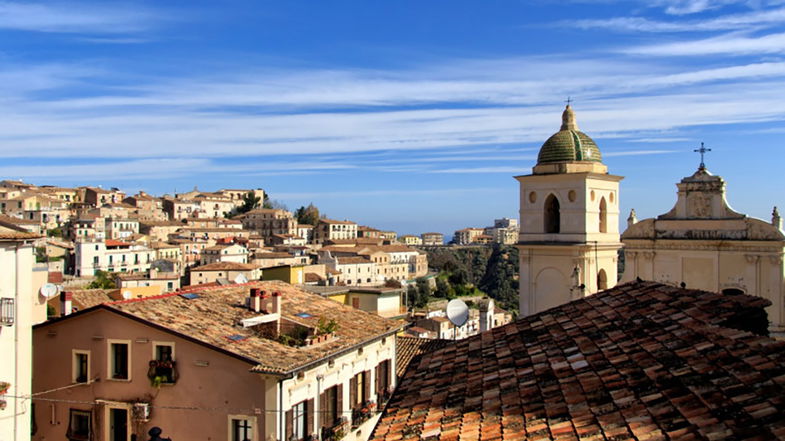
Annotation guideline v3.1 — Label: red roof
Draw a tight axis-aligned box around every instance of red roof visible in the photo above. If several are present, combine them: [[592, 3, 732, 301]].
[[105, 239, 131, 247], [372, 281, 785, 440]]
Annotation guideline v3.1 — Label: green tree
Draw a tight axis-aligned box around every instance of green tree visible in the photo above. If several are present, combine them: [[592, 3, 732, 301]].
[[226, 192, 261, 218], [87, 270, 117, 289], [434, 277, 455, 299], [294, 203, 320, 226], [47, 226, 63, 238]]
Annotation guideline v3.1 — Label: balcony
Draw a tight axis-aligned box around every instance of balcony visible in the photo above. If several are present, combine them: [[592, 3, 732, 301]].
[[147, 360, 178, 386]]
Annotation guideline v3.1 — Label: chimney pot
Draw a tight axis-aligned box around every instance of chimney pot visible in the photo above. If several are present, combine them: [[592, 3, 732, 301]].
[[61, 291, 73, 316]]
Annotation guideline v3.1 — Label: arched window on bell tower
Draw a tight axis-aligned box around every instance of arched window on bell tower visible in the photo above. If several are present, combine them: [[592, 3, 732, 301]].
[[599, 197, 608, 233], [544, 194, 560, 233], [597, 269, 608, 290]]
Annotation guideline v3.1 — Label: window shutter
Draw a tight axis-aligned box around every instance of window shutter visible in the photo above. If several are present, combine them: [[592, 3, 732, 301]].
[[306, 398, 314, 437], [285, 409, 293, 441], [349, 376, 357, 409], [337, 384, 344, 422], [363, 370, 371, 403], [375, 364, 381, 395]]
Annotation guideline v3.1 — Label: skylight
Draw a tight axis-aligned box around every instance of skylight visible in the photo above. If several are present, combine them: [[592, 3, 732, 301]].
[[226, 334, 247, 342], [295, 312, 313, 319], [180, 293, 200, 300]]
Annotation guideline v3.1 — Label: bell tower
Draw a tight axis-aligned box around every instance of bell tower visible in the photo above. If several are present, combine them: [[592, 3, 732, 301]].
[[515, 105, 623, 316]]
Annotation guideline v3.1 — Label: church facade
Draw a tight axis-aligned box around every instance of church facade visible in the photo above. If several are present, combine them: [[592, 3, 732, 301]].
[[621, 167, 785, 333], [516, 105, 623, 316]]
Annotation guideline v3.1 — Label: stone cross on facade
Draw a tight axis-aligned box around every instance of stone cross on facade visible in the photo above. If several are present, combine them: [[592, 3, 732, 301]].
[[694, 142, 711, 170], [565, 97, 573, 106]]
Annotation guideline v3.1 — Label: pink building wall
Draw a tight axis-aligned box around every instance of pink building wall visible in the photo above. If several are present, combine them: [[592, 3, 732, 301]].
[[33, 308, 270, 441]]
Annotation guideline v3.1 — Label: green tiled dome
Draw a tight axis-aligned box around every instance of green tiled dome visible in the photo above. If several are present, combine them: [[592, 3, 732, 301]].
[[537, 105, 603, 164]]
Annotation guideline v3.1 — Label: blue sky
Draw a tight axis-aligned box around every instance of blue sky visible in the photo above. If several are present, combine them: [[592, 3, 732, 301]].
[[1, 0, 784, 236]]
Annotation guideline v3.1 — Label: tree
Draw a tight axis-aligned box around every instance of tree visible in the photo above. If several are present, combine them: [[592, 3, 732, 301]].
[[294, 203, 320, 226], [226, 192, 261, 218], [262, 193, 288, 211], [87, 270, 117, 289]]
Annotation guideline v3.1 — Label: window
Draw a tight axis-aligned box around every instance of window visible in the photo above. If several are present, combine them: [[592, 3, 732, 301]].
[[66, 409, 91, 441], [320, 384, 342, 429], [599, 197, 608, 233], [108, 341, 130, 380], [350, 371, 370, 409], [544, 194, 561, 233], [285, 400, 312, 441], [152, 342, 176, 384], [73, 350, 90, 383], [597, 269, 608, 291], [376, 359, 391, 398], [229, 416, 255, 441]]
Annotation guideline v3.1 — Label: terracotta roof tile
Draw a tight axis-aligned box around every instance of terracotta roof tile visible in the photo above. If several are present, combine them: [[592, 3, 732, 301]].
[[106, 281, 401, 374], [191, 262, 257, 271], [372, 281, 785, 441], [395, 336, 451, 378]]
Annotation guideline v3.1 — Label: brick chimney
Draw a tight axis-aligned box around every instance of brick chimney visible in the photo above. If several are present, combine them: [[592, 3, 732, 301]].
[[271, 291, 282, 314], [259, 290, 272, 313], [60, 291, 73, 316], [249, 288, 261, 313]]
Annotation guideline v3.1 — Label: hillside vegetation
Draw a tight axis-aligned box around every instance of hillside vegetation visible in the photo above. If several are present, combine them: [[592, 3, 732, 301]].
[[422, 245, 520, 315]]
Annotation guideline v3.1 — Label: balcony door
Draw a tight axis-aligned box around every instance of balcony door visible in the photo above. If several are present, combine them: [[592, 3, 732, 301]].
[[109, 408, 128, 441]]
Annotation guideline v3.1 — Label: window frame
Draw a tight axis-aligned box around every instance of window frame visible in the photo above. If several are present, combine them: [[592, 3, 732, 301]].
[[227, 415, 256, 441], [107, 339, 131, 381], [104, 405, 130, 441], [66, 409, 92, 441], [72, 349, 90, 384], [291, 400, 307, 441]]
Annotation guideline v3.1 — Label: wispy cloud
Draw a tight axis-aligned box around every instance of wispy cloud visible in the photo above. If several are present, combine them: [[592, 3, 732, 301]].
[[571, 7, 785, 32], [624, 31, 785, 56], [0, 1, 167, 34]]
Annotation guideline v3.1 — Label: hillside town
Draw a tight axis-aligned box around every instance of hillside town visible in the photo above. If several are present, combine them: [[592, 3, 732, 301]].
[[3, 103, 785, 441]]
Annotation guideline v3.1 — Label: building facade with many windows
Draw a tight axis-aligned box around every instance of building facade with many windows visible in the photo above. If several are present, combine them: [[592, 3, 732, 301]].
[[32, 281, 399, 441]]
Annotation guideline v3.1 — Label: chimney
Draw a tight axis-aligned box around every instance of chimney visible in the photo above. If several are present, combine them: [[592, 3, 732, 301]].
[[60, 291, 73, 316], [249, 288, 261, 313], [271, 291, 282, 314], [259, 290, 272, 313]]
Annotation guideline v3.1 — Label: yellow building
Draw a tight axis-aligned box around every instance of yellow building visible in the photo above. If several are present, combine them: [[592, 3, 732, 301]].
[[261, 264, 306, 284]]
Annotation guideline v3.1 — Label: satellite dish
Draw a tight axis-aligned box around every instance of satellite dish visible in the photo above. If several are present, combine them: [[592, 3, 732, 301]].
[[446, 299, 469, 327], [234, 274, 248, 284], [39, 283, 59, 298], [122, 291, 133, 300]]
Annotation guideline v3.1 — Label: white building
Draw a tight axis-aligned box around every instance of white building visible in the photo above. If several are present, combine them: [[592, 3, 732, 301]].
[[621, 165, 785, 334], [200, 243, 249, 265], [74, 240, 154, 276], [516, 105, 622, 316], [0, 231, 47, 441]]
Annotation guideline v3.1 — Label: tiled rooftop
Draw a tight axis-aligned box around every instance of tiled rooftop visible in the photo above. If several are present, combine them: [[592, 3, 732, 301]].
[[106, 281, 401, 374], [191, 262, 258, 271], [0, 231, 42, 240], [395, 336, 451, 378], [372, 281, 785, 440]]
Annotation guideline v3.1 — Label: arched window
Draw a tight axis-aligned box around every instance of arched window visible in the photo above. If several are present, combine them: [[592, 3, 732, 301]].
[[544, 194, 561, 233], [597, 269, 608, 291], [599, 197, 608, 233]]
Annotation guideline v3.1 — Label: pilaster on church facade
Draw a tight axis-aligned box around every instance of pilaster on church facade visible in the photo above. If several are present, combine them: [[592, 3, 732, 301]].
[[515, 105, 623, 317]]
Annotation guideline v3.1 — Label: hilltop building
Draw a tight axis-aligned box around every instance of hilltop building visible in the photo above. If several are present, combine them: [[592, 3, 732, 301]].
[[515, 105, 622, 316]]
